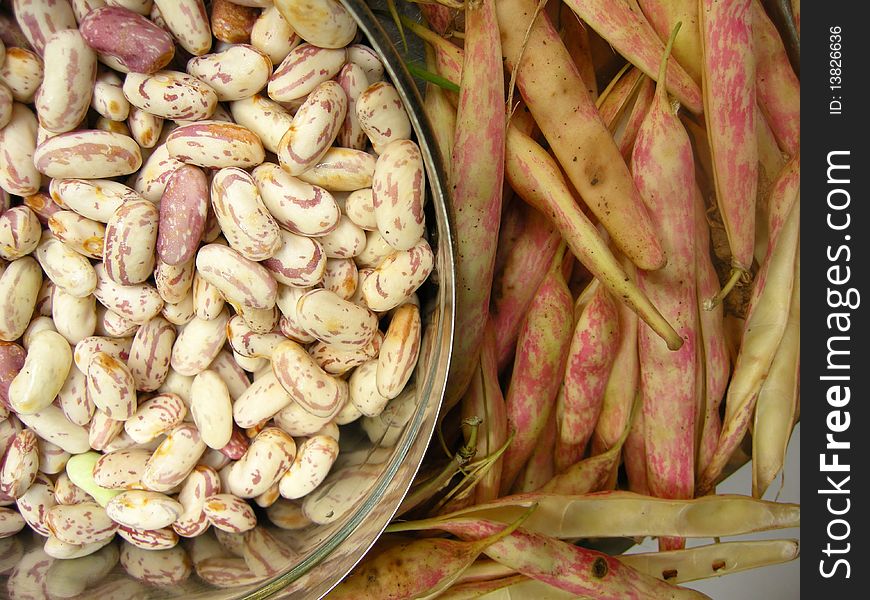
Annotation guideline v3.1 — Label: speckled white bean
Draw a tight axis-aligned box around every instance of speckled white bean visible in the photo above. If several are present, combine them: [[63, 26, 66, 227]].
[[73, 335, 132, 372], [271, 340, 349, 418], [46, 501, 117, 545], [210, 167, 281, 261], [202, 493, 256, 533], [250, 5, 299, 65], [296, 146, 376, 192], [162, 291, 195, 326], [337, 62, 369, 151], [35, 233, 96, 298], [187, 44, 271, 102], [309, 330, 381, 376], [191, 270, 225, 320], [278, 434, 338, 500], [119, 542, 192, 586], [123, 70, 217, 120], [0, 256, 43, 342], [170, 308, 229, 376], [356, 82, 412, 155], [124, 393, 187, 444], [47, 211, 106, 259], [127, 316, 175, 392], [153, 0, 211, 56], [105, 490, 183, 529], [142, 423, 206, 492], [344, 188, 377, 231], [189, 370, 232, 450], [0, 103, 42, 196], [54, 472, 93, 506], [275, 285, 316, 344], [372, 139, 426, 250], [228, 94, 293, 154], [273, 0, 357, 49], [49, 178, 142, 223], [195, 244, 277, 310], [348, 359, 390, 418], [0, 206, 42, 262], [0, 429, 38, 499], [172, 465, 220, 538], [296, 288, 378, 350], [93, 263, 164, 324], [207, 350, 251, 401], [251, 162, 341, 236], [155, 259, 195, 306], [16, 473, 55, 536], [11, 0, 78, 56], [92, 449, 151, 490], [37, 438, 71, 475], [17, 406, 91, 454], [9, 330, 71, 415], [33, 130, 142, 179], [127, 106, 163, 148], [36, 30, 97, 133], [277, 80, 347, 176], [103, 200, 159, 285], [86, 351, 137, 421], [96, 306, 139, 338], [227, 427, 295, 498], [361, 385, 417, 448], [377, 303, 421, 399], [166, 121, 265, 169], [232, 370, 294, 429], [268, 44, 346, 102], [91, 69, 130, 122], [0, 49, 44, 104], [347, 44, 384, 83], [317, 214, 367, 259], [0, 507, 26, 538], [226, 316, 285, 360], [129, 143, 184, 202], [52, 287, 97, 345], [88, 409, 124, 451], [117, 525, 178, 550], [362, 238, 434, 312]]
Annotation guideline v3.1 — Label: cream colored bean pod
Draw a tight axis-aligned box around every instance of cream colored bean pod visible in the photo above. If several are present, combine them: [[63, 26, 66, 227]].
[[274, 0, 356, 49], [357, 82, 412, 155], [297, 146, 376, 192], [227, 427, 296, 498], [202, 493, 256, 533], [125, 393, 187, 444], [0, 429, 38, 499], [153, 0, 211, 56], [0, 103, 41, 196], [52, 288, 97, 344], [120, 542, 192, 586], [189, 370, 233, 450], [93, 263, 164, 323], [271, 340, 349, 418], [123, 70, 217, 120], [0, 256, 43, 342], [210, 167, 281, 261], [16, 473, 55, 536], [170, 308, 230, 376], [252, 162, 341, 236], [232, 371, 294, 429], [0, 206, 42, 260], [103, 200, 159, 285], [362, 238, 434, 312], [47, 501, 117, 545], [166, 121, 264, 169], [36, 30, 97, 133], [142, 423, 206, 492], [106, 490, 183, 530], [277, 434, 338, 500], [172, 465, 220, 538], [188, 45, 271, 102], [277, 80, 347, 176], [372, 139, 426, 250], [47, 211, 106, 259], [9, 330, 72, 415], [296, 288, 378, 350], [195, 244, 277, 309], [87, 351, 137, 421], [93, 449, 151, 490], [34, 130, 142, 179], [49, 178, 141, 223], [378, 303, 421, 399], [35, 233, 96, 298], [91, 69, 130, 122], [127, 316, 176, 392], [268, 44, 346, 102]]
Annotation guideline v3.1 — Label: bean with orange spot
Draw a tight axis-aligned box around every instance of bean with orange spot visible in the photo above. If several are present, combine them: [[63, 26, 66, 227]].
[[47, 211, 106, 259]]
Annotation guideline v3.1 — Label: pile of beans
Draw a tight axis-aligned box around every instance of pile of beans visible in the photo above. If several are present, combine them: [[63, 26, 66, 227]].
[[0, 0, 435, 580]]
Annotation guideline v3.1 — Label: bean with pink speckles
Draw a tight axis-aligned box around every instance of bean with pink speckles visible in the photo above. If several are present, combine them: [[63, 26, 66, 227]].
[[166, 121, 265, 169], [51, 287, 97, 345], [274, 0, 357, 50], [124, 393, 186, 444], [337, 62, 369, 151], [117, 524, 178, 549], [372, 139, 426, 251], [0, 257, 42, 343], [226, 316, 285, 360], [347, 44, 384, 83], [12, 0, 77, 56], [153, 0, 211, 56], [35, 233, 96, 298], [16, 406, 91, 455], [0, 48, 44, 104], [46, 501, 117, 545], [251, 5, 299, 65], [188, 370, 232, 449], [92, 449, 151, 490], [321, 257, 359, 300], [229, 95, 293, 154], [47, 211, 106, 259], [195, 244, 277, 310], [309, 331, 381, 376], [103, 200, 159, 285], [142, 423, 206, 492], [260, 230, 326, 288], [202, 493, 256, 533], [296, 288, 378, 351], [277, 80, 347, 176], [96, 306, 138, 338], [91, 69, 130, 121], [0, 342, 26, 409], [154, 258, 194, 306], [210, 167, 281, 261], [268, 44, 346, 102], [356, 82, 412, 155], [89, 412, 123, 451], [106, 490, 183, 529], [127, 316, 176, 392], [232, 371, 294, 430], [191, 270, 225, 321], [278, 434, 338, 500], [0, 103, 41, 196], [80, 6, 175, 74], [50, 178, 143, 224], [0, 83, 12, 130], [93, 263, 164, 324], [87, 351, 137, 421], [227, 427, 295, 498], [296, 146, 376, 192], [0, 206, 42, 261], [15, 473, 55, 536], [74, 335, 133, 372], [252, 162, 341, 237], [9, 330, 71, 416], [318, 214, 367, 259], [170, 308, 230, 376], [129, 143, 184, 202], [155, 166, 207, 267], [36, 438, 70, 475], [271, 339, 349, 418], [127, 106, 162, 148], [34, 129, 142, 179], [36, 30, 97, 133], [188, 44, 271, 102], [123, 70, 217, 121], [362, 238, 434, 312], [348, 359, 389, 418], [172, 465, 220, 538], [0, 507, 25, 538], [377, 303, 421, 399], [119, 542, 192, 585], [0, 429, 38, 499]]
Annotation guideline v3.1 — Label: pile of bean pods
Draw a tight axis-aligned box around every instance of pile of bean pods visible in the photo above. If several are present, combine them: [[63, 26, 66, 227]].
[[0, 0, 439, 592]]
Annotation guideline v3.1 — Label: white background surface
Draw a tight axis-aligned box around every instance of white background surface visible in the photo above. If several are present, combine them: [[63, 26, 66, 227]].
[[626, 424, 801, 598]]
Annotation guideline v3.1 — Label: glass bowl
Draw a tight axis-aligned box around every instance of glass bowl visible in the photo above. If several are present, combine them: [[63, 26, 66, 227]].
[[0, 1, 454, 598]]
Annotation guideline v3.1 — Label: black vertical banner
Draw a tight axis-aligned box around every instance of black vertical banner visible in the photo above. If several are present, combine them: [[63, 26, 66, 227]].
[[803, 1, 869, 596]]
